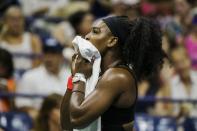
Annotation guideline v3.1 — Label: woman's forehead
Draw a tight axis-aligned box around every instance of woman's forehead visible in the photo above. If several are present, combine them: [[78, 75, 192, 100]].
[[92, 20, 109, 31]]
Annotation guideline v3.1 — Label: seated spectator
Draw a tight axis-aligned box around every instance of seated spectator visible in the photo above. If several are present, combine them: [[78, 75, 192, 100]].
[[165, 0, 192, 45], [155, 46, 197, 117], [0, 48, 15, 112], [15, 38, 70, 110], [68, 10, 94, 37], [34, 94, 62, 131], [184, 13, 197, 70], [0, 6, 42, 76]]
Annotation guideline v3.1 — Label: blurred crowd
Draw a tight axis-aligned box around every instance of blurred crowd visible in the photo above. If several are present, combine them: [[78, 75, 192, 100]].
[[0, 0, 197, 130]]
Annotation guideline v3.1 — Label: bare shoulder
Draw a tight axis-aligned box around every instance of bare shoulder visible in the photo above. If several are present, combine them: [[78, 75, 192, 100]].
[[102, 67, 134, 83], [99, 68, 135, 92]]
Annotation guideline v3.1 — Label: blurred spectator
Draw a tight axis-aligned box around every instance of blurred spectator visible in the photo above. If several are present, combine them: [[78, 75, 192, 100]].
[[136, 74, 162, 114], [153, 34, 175, 116], [159, 34, 175, 85], [68, 10, 94, 37], [53, 1, 90, 18], [110, 0, 140, 20], [52, 20, 75, 46], [154, 1, 174, 31], [15, 38, 70, 110], [0, 48, 15, 112], [154, 60, 175, 116], [184, 13, 197, 70], [156, 46, 197, 117], [165, 0, 193, 45], [34, 94, 62, 131], [19, 0, 69, 16], [0, 6, 42, 76]]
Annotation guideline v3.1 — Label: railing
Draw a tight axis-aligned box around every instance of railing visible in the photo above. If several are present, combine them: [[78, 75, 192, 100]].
[[1, 92, 197, 103], [138, 96, 197, 103], [0, 92, 46, 99]]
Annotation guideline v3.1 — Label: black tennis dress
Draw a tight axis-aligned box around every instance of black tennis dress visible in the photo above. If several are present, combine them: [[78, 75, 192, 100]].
[[101, 64, 138, 131]]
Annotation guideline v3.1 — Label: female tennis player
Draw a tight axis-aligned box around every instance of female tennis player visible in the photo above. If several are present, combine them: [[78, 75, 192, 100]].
[[61, 16, 165, 131]]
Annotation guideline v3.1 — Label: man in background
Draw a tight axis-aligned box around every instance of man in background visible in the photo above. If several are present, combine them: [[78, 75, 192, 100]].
[[16, 38, 70, 110]]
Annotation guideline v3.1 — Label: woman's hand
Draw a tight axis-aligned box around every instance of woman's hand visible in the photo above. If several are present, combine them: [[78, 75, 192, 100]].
[[71, 54, 93, 78]]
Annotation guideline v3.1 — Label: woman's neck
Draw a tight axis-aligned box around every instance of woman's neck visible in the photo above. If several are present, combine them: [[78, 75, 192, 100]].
[[101, 49, 122, 72]]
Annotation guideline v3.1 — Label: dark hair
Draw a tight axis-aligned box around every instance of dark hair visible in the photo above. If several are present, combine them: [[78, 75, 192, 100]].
[[42, 37, 63, 53], [35, 94, 62, 131], [0, 48, 14, 78], [68, 10, 90, 34], [121, 17, 166, 81]]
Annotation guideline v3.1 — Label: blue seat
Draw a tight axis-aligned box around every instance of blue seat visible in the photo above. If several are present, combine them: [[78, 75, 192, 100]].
[[182, 117, 197, 131], [0, 112, 33, 131], [135, 114, 177, 131]]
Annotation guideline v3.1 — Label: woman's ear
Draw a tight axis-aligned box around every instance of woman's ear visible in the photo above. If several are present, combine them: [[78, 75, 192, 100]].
[[107, 37, 118, 47]]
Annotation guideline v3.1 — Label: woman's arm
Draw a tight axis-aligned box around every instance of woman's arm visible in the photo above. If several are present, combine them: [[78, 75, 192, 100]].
[[60, 89, 73, 131], [61, 68, 133, 129]]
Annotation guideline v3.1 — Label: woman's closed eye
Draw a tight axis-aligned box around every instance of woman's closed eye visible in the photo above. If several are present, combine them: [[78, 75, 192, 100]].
[[92, 27, 100, 34]]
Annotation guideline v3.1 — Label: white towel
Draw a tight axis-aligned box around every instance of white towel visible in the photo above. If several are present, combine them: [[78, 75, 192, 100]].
[[72, 36, 101, 131]]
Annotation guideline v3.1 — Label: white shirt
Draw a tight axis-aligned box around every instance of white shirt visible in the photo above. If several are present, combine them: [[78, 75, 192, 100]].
[[0, 33, 33, 70], [170, 70, 197, 116], [15, 65, 70, 109]]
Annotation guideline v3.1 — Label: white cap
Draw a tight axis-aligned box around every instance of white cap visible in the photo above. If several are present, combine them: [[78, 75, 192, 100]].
[[111, 0, 140, 5]]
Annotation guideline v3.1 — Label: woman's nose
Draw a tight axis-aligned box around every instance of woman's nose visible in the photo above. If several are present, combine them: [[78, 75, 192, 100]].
[[85, 33, 90, 40]]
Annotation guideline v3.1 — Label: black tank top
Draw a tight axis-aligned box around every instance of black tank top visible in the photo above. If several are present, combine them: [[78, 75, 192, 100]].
[[101, 64, 138, 131]]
